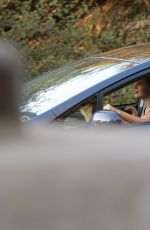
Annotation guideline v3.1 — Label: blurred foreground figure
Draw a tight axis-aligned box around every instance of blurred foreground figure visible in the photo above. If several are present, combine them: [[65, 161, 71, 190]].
[[0, 127, 150, 230], [0, 41, 23, 132]]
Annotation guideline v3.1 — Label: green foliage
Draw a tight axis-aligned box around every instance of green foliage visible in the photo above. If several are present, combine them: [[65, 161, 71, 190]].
[[104, 83, 135, 106], [0, 0, 149, 78]]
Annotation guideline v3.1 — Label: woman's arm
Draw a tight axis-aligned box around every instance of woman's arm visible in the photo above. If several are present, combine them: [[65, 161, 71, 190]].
[[104, 104, 150, 123]]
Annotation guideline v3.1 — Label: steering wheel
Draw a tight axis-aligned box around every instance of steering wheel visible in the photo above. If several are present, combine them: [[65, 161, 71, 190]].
[[124, 106, 138, 116]]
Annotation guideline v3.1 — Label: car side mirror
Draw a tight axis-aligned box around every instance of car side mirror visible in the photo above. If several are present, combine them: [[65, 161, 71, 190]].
[[91, 110, 122, 126]]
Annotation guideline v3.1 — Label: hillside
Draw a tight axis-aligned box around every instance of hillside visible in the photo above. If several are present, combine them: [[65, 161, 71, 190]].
[[0, 0, 150, 78]]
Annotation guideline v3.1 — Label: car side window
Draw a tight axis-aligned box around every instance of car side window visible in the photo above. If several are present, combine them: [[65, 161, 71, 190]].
[[104, 82, 136, 106], [57, 95, 97, 127]]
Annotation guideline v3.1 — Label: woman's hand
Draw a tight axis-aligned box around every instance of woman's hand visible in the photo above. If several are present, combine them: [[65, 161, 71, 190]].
[[103, 104, 117, 112], [103, 103, 149, 123]]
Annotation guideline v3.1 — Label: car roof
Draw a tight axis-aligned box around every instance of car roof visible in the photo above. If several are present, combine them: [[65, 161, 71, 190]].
[[95, 43, 150, 63]]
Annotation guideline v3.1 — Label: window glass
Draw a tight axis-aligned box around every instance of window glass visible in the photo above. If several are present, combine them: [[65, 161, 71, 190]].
[[57, 95, 97, 127], [104, 82, 136, 106]]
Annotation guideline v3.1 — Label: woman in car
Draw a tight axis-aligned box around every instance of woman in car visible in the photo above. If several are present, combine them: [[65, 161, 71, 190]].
[[104, 77, 150, 123]]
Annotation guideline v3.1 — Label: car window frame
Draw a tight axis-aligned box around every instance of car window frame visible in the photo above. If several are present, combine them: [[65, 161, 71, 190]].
[[52, 63, 150, 117], [56, 69, 150, 122], [33, 62, 150, 122]]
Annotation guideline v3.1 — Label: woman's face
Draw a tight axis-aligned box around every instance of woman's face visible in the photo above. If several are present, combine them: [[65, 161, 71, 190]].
[[135, 79, 150, 99]]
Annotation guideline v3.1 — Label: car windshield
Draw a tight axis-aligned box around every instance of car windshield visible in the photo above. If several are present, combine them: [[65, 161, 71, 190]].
[[21, 58, 136, 116]]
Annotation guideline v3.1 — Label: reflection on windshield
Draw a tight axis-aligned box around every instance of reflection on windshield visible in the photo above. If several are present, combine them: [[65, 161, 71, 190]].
[[21, 58, 136, 115]]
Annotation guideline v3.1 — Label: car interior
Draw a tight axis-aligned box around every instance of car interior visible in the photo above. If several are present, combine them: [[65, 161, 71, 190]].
[[57, 95, 97, 128], [58, 84, 135, 125]]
